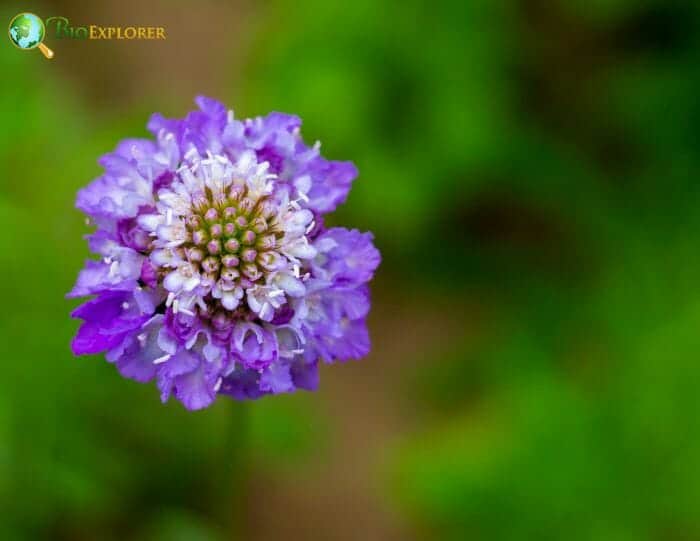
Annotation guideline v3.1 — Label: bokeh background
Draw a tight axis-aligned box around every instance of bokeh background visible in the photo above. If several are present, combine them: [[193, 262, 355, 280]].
[[2, 0, 700, 539]]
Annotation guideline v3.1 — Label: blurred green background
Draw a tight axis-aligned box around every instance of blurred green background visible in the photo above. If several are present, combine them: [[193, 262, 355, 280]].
[[2, 0, 700, 539]]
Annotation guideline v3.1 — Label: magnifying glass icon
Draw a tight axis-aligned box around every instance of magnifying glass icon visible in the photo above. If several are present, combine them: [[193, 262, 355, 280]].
[[8, 13, 54, 59]]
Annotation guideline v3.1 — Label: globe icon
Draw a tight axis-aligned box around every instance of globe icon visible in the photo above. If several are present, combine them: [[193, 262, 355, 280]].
[[8, 13, 53, 58], [8, 13, 44, 49]]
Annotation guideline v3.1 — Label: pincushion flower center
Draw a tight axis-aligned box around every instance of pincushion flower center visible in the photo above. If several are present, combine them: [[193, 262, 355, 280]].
[[179, 185, 281, 294], [141, 153, 319, 319]]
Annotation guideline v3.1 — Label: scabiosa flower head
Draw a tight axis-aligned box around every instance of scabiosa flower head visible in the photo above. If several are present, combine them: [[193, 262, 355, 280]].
[[69, 97, 380, 410]]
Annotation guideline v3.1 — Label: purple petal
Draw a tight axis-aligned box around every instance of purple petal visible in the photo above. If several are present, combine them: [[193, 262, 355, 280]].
[[114, 138, 157, 161], [219, 368, 267, 400], [172, 363, 218, 410], [259, 362, 294, 394], [195, 95, 227, 122], [67, 260, 139, 298], [304, 160, 358, 213], [157, 348, 199, 380], [290, 357, 319, 391], [231, 322, 277, 370], [244, 112, 301, 149], [71, 291, 151, 355], [71, 321, 128, 355], [313, 228, 380, 286], [316, 318, 371, 362], [111, 316, 165, 382]]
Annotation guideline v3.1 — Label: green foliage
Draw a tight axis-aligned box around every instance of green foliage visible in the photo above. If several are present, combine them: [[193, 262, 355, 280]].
[[386, 1, 700, 539]]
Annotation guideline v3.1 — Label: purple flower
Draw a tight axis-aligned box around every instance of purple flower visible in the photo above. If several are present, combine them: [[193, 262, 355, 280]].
[[69, 97, 380, 410]]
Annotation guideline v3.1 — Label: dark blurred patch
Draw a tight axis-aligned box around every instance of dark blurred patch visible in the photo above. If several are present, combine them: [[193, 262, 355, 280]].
[[613, 3, 696, 57], [458, 190, 591, 279], [515, 0, 639, 174], [369, 55, 423, 149], [462, 193, 566, 250]]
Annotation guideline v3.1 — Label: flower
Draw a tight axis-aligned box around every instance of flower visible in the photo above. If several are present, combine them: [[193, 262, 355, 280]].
[[68, 96, 380, 410]]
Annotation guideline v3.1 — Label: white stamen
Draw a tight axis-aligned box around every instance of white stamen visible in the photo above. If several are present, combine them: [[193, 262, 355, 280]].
[[152, 353, 171, 365], [259, 302, 272, 321], [178, 306, 195, 316], [108, 261, 120, 278]]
